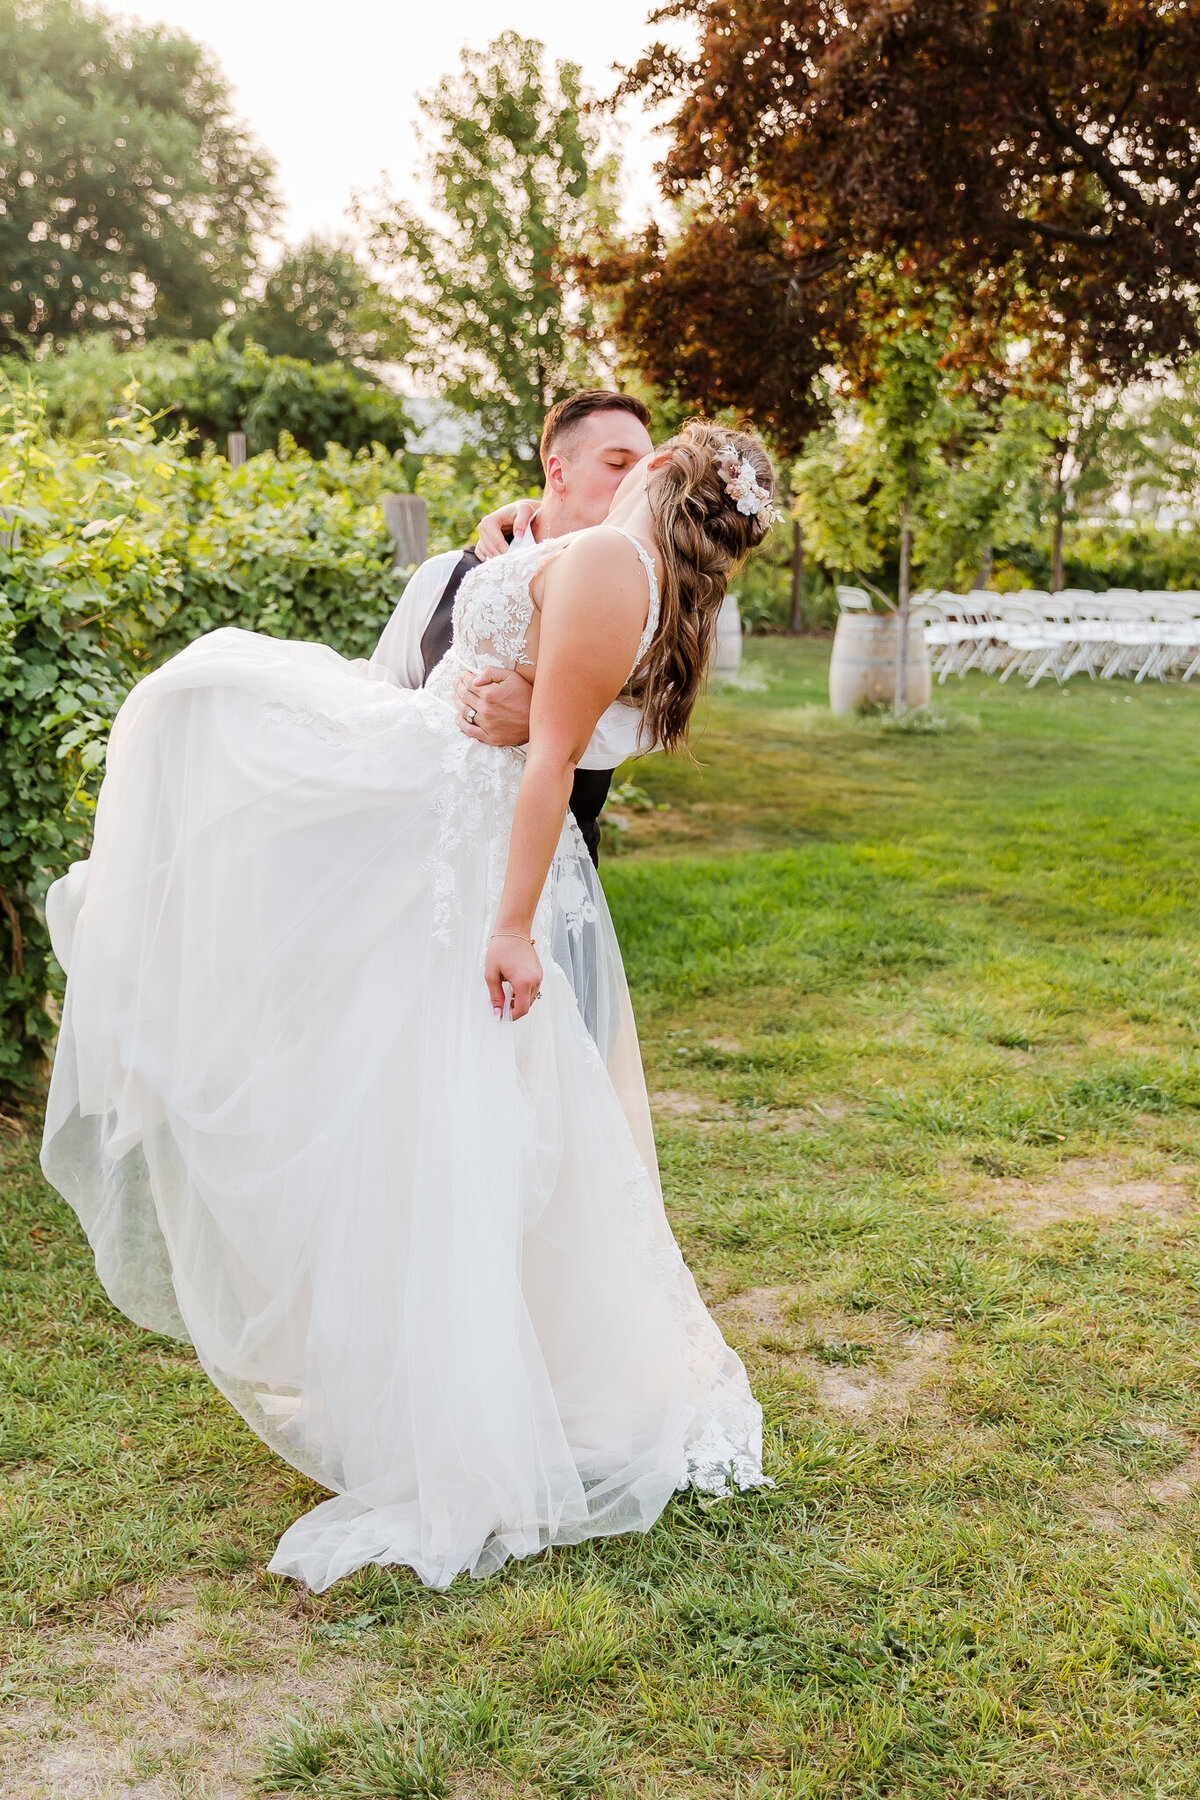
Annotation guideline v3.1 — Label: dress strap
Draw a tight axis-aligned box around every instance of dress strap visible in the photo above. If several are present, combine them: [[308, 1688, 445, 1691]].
[[603, 524, 661, 666]]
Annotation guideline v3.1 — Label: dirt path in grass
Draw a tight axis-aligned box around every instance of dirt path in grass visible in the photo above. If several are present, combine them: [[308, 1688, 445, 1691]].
[[2, 1581, 372, 1800]]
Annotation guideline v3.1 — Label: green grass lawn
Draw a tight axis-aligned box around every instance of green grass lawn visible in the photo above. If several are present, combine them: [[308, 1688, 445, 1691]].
[[4, 640, 1200, 1798]]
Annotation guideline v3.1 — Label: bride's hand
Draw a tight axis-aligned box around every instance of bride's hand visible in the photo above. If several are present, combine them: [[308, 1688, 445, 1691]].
[[485, 936, 543, 1021], [475, 500, 539, 560]]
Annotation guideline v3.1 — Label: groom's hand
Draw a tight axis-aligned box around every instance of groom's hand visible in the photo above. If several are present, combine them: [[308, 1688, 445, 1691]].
[[454, 666, 533, 747], [475, 500, 539, 560]]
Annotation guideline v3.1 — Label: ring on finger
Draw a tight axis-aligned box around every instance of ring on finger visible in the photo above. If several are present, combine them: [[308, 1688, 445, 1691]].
[[465, 706, 478, 725]]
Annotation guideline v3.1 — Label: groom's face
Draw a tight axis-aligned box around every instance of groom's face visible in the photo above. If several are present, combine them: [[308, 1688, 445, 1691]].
[[549, 410, 654, 526]]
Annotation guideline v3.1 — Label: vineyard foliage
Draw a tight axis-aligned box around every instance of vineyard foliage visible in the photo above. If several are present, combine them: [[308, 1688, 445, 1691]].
[[0, 378, 516, 1098]]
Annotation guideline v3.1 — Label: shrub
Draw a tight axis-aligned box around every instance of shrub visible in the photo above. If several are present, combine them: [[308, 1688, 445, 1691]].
[[7, 337, 194, 440], [0, 382, 413, 1100], [5, 335, 414, 461], [995, 521, 1200, 592], [146, 338, 412, 459], [0, 387, 187, 1094], [150, 437, 403, 660]]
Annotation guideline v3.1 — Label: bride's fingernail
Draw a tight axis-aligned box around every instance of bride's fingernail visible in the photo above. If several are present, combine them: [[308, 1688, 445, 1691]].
[[493, 1005, 502, 1019]]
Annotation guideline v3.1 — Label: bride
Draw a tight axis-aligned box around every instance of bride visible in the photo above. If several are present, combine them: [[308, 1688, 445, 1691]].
[[40, 420, 777, 1593]]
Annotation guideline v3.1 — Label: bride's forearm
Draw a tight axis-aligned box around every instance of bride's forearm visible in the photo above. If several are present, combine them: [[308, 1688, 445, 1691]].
[[493, 525, 648, 937], [493, 749, 576, 936]]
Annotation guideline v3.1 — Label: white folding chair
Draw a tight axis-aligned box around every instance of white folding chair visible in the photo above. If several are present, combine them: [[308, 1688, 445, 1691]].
[[1164, 596, 1200, 681], [1136, 594, 1200, 681], [993, 596, 1058, 683], [1098, 598, 1156, 680], [1060, 591, 1111, 681], [914, 592, 986, 681], [1021, 595, 1077, 686]]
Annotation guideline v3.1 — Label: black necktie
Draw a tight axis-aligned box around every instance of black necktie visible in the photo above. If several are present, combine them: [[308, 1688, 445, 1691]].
[[419, 550, 480, 685]]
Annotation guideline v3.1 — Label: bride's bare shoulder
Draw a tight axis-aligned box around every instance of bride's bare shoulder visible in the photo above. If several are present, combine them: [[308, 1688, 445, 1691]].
[[533, 527, 651, 653], [542, 524, 647, 588]]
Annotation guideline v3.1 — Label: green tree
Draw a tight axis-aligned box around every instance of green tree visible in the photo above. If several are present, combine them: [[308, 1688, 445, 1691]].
[[984, 358, 1185, 588], [360, 31, 618, 461], [140, 338, 412, 459], [0, 0, 278, 354], [6, 335, 413, 459], [232, 237, 410, 366], [794, 300, 1056, 703], [1029, 371, 1139, 590], [1092, 359, 1200, 531]]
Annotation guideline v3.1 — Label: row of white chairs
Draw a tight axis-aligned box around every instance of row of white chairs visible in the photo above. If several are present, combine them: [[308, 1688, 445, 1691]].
[[836, 585, 1200, 686]]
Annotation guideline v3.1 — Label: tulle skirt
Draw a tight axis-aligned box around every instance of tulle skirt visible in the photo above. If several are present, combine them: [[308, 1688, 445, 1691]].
[[40, 627, 768, 1591]]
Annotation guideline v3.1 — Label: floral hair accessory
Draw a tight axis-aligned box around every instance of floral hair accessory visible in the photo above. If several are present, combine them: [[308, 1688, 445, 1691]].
[[714, 446, 776, 524]]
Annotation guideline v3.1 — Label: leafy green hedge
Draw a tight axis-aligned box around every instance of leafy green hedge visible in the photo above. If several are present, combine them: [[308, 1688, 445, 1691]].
[[144, 338, 413, 460], [150, 437, 404, 660], [12, 335, 413, 461], [0, 367, 555, 1099], [2, 396, 184, 1093], [996, 522, 1200, 593], [0, 387, 423, 1099]]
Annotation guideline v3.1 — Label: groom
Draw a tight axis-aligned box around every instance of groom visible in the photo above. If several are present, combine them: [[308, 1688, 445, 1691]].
[[371, 389, 654, 865]]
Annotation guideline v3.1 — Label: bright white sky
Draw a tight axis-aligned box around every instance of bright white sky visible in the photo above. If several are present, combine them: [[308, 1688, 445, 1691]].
[[104, 1, 676, 252]]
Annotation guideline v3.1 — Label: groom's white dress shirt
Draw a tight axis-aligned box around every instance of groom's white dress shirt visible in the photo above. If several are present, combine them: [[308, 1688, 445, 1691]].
[[370, 516, 651, 771]]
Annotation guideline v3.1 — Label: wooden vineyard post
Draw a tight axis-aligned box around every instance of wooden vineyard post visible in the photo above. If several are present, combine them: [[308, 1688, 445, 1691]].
[[382, 494, 428, 570]]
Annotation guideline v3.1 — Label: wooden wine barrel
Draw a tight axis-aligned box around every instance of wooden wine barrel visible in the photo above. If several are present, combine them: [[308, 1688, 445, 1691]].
[[828, 612, 931, 714], [713, 591, 743, 674]]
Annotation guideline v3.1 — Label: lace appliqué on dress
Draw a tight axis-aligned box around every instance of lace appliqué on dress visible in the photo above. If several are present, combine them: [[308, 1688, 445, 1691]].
[[550, 819, 599, 937], [417, 541, 574, 944], [451, 544, 549, 674], [421, 726, 524, 949], [617, 1147, 771, 1497], [261, 701, 359, 746]]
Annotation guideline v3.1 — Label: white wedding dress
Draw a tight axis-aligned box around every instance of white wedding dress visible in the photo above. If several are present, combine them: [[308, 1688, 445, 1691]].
[[40, 526, 768, 1592]]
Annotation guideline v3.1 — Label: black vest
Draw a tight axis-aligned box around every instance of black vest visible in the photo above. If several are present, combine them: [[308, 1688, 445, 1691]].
[[419, 549, 615, 867]]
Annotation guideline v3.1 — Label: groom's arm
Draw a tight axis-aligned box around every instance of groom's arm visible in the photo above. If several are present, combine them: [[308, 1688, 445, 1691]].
[[456, 677, 655, 764], [453, 665, 533, 746], [475, 499, 540, 560]]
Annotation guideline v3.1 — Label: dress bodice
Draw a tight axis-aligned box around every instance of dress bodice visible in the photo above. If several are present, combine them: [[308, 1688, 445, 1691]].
[[434, 526, 661, 689]]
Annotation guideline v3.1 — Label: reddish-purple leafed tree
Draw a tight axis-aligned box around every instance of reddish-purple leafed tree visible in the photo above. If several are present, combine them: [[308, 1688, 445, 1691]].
[[599, 0, 1200, 439]]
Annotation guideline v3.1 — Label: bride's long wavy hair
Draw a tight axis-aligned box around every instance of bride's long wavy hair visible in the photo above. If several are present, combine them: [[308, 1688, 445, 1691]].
[[626, 421, 776, 753]]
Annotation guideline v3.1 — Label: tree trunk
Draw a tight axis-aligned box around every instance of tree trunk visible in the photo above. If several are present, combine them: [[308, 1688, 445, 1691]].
[[1051, 451, 1066, 591], [0, 881, 25, 977], [894, 443, 917, 716], [788, 515, 804, 634]]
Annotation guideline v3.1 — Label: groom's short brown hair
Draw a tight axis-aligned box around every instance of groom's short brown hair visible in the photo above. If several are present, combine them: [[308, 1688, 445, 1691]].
[[540, 390, 652, 471]]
